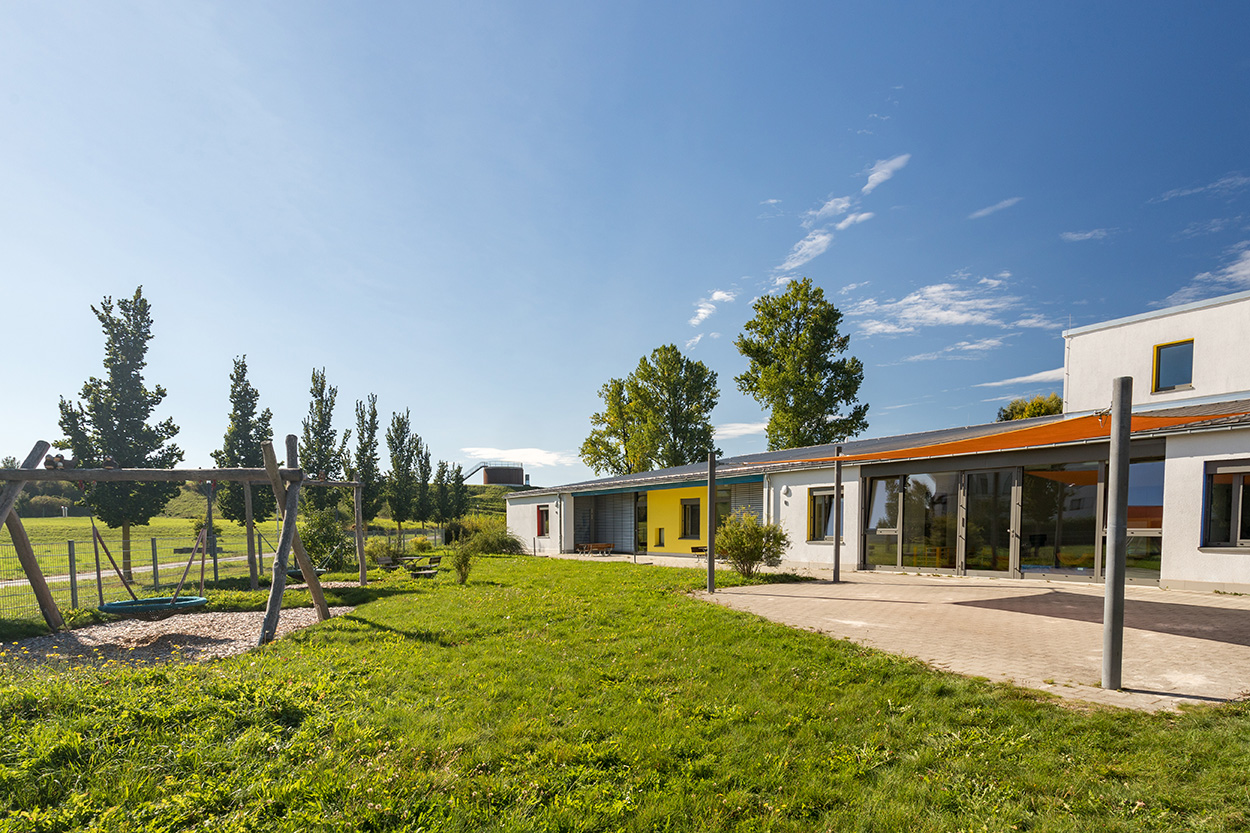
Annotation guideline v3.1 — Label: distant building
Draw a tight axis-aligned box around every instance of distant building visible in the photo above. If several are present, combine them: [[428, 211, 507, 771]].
[[509, 290, 1250, 593]]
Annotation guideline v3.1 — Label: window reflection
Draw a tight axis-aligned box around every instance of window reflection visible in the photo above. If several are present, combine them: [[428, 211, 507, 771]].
[[1020, 463, 1098, 575], [900, 473, 959, 569]]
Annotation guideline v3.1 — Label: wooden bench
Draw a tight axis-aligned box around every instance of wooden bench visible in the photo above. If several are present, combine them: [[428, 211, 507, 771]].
[[576, 543, 614, 555], [406, 554, 442, 579], [375, 553, 402, 571]]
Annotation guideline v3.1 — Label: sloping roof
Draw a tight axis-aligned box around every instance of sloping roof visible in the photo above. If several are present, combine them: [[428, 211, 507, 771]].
[[510, 398, 1250, 500]]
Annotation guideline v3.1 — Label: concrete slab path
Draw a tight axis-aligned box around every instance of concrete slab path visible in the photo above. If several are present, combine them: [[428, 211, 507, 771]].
[[550, 552, 1250, 711]]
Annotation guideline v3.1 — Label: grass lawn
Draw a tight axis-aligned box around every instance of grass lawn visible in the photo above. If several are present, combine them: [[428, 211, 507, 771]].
[[2, 557, 1249, 831]]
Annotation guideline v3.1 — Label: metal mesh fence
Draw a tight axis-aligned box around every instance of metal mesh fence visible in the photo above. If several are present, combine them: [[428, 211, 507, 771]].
[[0, 532, 282, 622]]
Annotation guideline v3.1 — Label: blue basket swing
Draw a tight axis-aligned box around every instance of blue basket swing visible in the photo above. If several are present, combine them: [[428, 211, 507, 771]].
[[91, 516, 209, 621]]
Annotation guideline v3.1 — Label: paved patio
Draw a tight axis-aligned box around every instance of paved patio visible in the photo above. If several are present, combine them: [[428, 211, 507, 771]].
[[554, 552, 1250, 711]]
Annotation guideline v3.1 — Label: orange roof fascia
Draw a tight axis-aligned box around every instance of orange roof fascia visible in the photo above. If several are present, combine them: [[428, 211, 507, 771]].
[[750, 411, 1248, 467]]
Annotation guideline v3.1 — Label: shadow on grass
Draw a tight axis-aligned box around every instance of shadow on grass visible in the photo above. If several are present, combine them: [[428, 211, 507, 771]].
[[339, 614, 459, 648]]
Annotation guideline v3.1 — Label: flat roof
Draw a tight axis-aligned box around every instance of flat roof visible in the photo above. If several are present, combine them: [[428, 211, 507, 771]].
[[1063, 289, 1250, 338]]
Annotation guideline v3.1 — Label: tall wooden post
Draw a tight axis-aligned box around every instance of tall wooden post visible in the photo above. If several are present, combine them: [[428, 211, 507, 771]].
[[206, 481, 218, 583], [354, 483, 367, 586], [833, 444, 843, 584], [244, 481, 258, 590], [1102, 376, 1132, 690], [1, 441, 64, 630], [261, 438, 330, 621], [259, 475, 302, 645], [707, 452, 716, 594]]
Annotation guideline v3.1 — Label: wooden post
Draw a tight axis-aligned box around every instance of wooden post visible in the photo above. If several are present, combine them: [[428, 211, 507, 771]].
[[707, 452, 716, 594], [207, 481, 218, 583], [244, 481, 258, 590], [151, 537, 160, 590], [0, 442, 64, 630], [259, 476, 302, 645], [1103, 376, 1132, 690], [354, 483, 367, 586], [262, 438, 330, 621], [68, 541, 78, 609]]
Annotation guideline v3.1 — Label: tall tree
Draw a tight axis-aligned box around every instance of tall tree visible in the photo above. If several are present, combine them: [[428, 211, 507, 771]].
[[450, 464, 468, 520], [353, 394, 385, 523], [432, 460, 450, 526], [414, 443, 432, 527], [997, 392, 1063, 421], [212, 356, 275, 526], [58, 287, 183, 579], [385, 410, 421, 545], [579, 345, 720, 475], [300, 367, 349, 511], [735, 277, 868, 451]]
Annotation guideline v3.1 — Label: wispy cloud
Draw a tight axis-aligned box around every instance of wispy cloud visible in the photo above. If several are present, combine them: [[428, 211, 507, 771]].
[[902, 338, 1004, 362], [840, 281, 869, 294], [862, 154, 910, 195], [849, 277, 1019, 335], [777, 230, 833, 273], [1061, 228, 1114, 242], [685, 333, 703, 349], [803, 196, 852, 229], [461, 447, 579, 467], [969, 197, 1023, 219], [689, 302, 716, 326], [1156, 242, 1250, 306], [1011, 313, 1063, 329], [710, 289, 737, 303], [715, 422, 768, 440], [1180, 217, 1242, 238], [1151, 173, 1250, 203], [973, 367, 1065, 388], [835, 211, 875, 231]]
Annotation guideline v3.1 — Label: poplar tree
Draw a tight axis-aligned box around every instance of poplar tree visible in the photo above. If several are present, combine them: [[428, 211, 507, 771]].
[[450, 464, 468, 520], [58, 287, 183, 579], [385, 409, 421, 545], [353, 394, 385, 523], [414, 444, 432, 527], [432, 460, 450, 526], [300, 367, 349, 511], [212, 356, 275, 525]]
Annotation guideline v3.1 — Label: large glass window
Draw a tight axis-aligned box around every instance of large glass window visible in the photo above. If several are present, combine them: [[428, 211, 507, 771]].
[[1020, 463, 1098, 575], [900, 473, 959, 570], [1154, 339, 1194, 392], [864, 477, 900, 566], [808, 487, 843, 541], [681, 498, 700, 538], [715, 486, 731, 530], [1204, 461, 1250, 547], [965, 470, 1014, 572]]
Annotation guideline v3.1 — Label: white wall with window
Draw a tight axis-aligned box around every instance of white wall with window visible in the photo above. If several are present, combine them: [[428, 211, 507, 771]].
[[1064, 290, 1250, 412], [767, 466, 862, 572], [505, 492, 573, 554], [1161, 428, 1250, 592]]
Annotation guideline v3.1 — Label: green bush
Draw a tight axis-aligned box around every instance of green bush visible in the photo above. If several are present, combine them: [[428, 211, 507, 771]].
[[450, 543, 473, 585], [298, 507, 351, 570], [716, 509, 790, 578]]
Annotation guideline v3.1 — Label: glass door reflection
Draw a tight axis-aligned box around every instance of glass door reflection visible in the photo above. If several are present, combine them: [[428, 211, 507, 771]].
[[965, 469, 1015, 573]]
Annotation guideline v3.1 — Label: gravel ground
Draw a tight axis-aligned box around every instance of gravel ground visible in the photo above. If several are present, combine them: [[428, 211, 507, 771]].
[[5, 605, 354, 669]]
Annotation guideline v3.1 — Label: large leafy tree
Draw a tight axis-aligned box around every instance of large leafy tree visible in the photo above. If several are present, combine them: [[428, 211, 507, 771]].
[[385, 409, 421, 544], [735, 277, 868, 451], [579, 344, 720, 475], [997, 392, 1063, 421], [352, 394, 385, 523], [211, 356, 275, 526], [58, 287, 183, 579], [300, 367, 349, 511]]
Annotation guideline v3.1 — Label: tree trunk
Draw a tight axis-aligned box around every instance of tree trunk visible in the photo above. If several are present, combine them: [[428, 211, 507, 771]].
[[122, 520, 133, 582]]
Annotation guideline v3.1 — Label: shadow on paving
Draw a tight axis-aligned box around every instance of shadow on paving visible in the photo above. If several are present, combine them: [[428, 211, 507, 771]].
[[955, 589, 1250, 647]]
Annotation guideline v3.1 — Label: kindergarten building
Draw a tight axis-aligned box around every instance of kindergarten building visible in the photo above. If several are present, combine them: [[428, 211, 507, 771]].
[[507, 290, 1250, 593]]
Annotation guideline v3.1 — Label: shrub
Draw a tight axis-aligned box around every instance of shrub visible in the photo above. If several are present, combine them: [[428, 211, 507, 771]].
[[26, 495, 74, 517], [407, 536, 433, 554], [299, 507, 351, 571], [450, 542, 473, 585], [459, 516, 525, 555], [716, 509, 791, 579]]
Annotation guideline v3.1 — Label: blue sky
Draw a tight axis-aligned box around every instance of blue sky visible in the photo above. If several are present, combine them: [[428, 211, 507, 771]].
[[2, 2, 1249, 487]]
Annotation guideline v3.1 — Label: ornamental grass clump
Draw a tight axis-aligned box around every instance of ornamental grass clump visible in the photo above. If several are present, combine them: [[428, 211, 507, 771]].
[[717, 509, 790, 578]]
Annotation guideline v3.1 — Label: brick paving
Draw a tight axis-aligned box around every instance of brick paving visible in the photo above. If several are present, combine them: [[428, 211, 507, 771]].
[[551, 551, 1250, 711]]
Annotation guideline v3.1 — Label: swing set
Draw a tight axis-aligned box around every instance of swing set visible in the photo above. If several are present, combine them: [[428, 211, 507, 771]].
[[0, 434, 367, 644]]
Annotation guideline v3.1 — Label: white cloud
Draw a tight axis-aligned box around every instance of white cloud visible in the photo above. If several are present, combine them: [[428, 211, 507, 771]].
[[461, 447, 579, 468], [903, 338, 1005, 362], [835, 211, 875, 231], [1060, 228, 1113, 242], [868, 113, 891, 121], [689, 301, 716, 326], [973, 367, 1065, 388], [1151, 173, 1250, 203], [715, 422, 768, 440], [709, 289, 737, 303], [1011, 313, 1063, 329], [803, 195, 852, 228], [978, 277, 1004, 288], [760, 198, 781, 205], [1157, 242, 1250, 306], [1180, 217, 1240, 238], [849, 279, 1018, 335], [685, 333, 703, 349], [968, 197, 1023, 219], [709, 332, 722, 339], [861, 154, 911, 195], [777, 229, 833, 273], [996, 271, 1012, 279], [840, 281, 869, 294]]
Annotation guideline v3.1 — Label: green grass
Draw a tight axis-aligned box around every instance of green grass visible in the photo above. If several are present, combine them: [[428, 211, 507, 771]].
[[2, 558, 1250, 831]]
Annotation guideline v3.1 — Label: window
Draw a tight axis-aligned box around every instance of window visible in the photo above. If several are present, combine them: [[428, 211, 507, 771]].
[[1153, 339, 1193, 392], [655, 528, 665, 547], [681, 498, 700, 538], [1204, 460, 1250, 547], [808, 487, 843, 542], [537, 505, 550, 537]]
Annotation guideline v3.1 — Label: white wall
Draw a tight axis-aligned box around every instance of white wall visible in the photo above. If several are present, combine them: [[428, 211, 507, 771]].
[[1065, 293, 1250, 412], [767, 466, 861, 573], [1160, 429, 1250, 592], [505, 493, 571, 555]]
